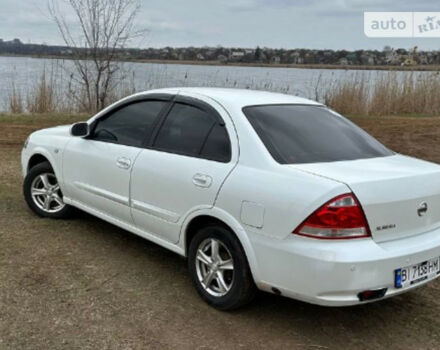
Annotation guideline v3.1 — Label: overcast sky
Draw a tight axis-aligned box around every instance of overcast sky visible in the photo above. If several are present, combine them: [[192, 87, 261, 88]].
[[1, 0, 439, 50]]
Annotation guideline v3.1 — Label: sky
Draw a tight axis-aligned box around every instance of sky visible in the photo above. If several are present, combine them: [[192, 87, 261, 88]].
[[0, 0, 439, 50]]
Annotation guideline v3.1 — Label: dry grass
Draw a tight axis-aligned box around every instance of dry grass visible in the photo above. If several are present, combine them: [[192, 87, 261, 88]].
[[8, 84, 24, 114], [4, 68, 136, 115], [325, 72, 440, 116], [26, 71, 56, 114], [323, 75, 369, 115]]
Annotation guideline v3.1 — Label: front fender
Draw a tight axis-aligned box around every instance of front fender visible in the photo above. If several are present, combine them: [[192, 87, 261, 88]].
[[22, 146, 64, 188], [22, 125, 72, 184]]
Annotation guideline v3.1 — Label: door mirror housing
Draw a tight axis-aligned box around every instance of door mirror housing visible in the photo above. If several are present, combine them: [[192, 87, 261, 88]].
[[71, 122, 90, 137]]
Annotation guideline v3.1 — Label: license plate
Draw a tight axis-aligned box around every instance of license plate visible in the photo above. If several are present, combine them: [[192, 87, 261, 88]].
[[395, 257, 440, 289]]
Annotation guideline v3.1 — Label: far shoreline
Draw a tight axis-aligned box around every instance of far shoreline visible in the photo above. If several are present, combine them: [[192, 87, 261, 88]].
[[1, 53, 440, 72]]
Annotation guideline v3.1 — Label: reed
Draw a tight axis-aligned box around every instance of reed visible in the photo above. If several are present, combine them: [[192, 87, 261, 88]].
[[324, 72, 440, 116], [26, 70, 57, 114], [7, 83, 24, 114], [5, 67, 440, 116], [323, 74, 369, 115]]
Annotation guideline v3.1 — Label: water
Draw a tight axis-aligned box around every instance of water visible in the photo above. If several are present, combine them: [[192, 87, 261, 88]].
[[0, 55, 434, 110]]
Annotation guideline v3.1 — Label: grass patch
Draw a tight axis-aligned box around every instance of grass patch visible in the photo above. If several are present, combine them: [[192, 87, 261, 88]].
[[0, 113, 89, 125]]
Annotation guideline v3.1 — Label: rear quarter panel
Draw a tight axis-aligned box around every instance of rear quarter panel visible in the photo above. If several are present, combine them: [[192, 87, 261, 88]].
[[215, 164, 350, 240]]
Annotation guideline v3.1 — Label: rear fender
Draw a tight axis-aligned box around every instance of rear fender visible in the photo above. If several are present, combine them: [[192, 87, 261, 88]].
[[179, 206, 262, 283]]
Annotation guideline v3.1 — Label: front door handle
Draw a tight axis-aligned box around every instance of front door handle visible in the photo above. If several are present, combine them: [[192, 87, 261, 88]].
[[192, 173, 212, 188], [116, 157, 132, 170]]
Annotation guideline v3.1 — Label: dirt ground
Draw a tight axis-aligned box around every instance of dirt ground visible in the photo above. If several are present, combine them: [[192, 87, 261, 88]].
[[1, 114, 440, 350]]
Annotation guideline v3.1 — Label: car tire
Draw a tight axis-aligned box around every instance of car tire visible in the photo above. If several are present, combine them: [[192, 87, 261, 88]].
[[188, 224, 256, 310], [23, 161, 74, 219]]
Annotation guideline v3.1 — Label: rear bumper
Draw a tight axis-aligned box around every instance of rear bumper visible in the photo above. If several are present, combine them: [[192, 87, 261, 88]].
[[248, 226, 440, 306]]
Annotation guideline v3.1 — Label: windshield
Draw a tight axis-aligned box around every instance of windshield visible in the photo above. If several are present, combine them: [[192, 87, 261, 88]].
[[243, 105, 393, 164]]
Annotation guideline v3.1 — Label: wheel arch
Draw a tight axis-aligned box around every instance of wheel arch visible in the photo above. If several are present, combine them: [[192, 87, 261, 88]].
[[28, 153, 52, 173], [184, 215, 230, 252], [26, 147, 62, 185], [180, 208, 261, 283]]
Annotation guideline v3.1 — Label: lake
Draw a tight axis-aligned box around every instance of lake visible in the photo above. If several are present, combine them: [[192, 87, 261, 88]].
[[0, 55, 434, 110]]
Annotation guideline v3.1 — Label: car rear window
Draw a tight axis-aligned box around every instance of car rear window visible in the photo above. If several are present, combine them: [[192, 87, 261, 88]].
[[243, 105, 393, 164]]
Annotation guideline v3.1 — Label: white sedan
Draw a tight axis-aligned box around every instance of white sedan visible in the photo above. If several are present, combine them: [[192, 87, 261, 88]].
[[21, 88, 440, 310]]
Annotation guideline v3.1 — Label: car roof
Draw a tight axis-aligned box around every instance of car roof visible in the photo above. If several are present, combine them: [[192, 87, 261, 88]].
[[140, 87, 322, 109]]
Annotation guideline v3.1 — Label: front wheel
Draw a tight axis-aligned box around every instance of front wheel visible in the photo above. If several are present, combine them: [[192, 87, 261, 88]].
[[23, 161, 74, 219], [188, 225, 256, 310]]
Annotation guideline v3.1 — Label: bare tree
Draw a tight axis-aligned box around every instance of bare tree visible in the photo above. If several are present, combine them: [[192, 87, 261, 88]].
[[49, 0, 143, 112]]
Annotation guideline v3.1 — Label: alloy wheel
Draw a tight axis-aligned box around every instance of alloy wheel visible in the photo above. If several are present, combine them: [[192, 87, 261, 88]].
[[195, 238, 235, 297], [30, 173, 65, 214]]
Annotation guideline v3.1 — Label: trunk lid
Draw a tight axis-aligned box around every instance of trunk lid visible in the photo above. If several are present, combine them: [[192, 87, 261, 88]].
[[290, 155, 440, 243]]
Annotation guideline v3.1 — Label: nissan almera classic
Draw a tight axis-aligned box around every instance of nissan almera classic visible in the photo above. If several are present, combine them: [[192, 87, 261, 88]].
[[21, 88, 440, 310]]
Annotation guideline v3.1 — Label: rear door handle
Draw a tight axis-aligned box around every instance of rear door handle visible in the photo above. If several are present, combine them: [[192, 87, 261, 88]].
[[116, 157, 132, 169], [192, 173, 212, 188]]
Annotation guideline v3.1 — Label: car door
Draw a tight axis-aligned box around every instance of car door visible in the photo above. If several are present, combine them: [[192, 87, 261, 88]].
[[62, 97, 171, 224], [130, 94, 238, 243]]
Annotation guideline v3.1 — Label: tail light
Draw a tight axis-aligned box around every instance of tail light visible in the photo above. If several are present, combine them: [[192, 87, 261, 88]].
[[293, 193, 371, 239]]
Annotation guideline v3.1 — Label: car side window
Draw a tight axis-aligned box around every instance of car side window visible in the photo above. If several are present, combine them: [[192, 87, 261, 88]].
[[201, 124, 231, 162], [91, 100, 167, 147], [154, 102, 231, 162]]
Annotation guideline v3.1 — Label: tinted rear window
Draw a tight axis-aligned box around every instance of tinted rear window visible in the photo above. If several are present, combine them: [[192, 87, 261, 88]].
[[243, 105, 393, 164]]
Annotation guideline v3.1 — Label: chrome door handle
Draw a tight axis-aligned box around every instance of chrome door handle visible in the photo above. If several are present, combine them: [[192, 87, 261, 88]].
[[116, 157, 131, 169], [192, 173, 212, 188]]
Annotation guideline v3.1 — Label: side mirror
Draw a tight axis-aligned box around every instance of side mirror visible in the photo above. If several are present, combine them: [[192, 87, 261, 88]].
[[70, 122, 90, 137]]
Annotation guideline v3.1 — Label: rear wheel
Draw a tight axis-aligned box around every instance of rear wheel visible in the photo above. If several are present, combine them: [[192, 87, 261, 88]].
[[188, 225, 256, 310], [23, 161, 74, 219]]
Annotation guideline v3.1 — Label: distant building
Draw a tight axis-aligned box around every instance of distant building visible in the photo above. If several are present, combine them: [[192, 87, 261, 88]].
[[271, 56, 281, 64], [346, 53, 357, 64], [360, 53, 375, 65], [229, 51, 245, 61], [339, 57, 349, 65], [217, 54, 227, 63], [402, 58, 414, 66], [385, 50, 399, 65], [61, 49, 73, 55], [290, 51, 303, 64]]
